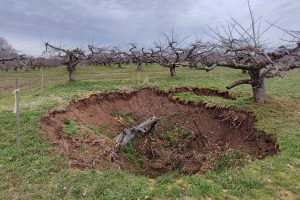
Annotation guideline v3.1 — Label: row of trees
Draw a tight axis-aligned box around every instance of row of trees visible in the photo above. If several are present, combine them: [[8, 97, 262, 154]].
[[0, 37, 62, 71], [1, 3, 299, 103], [42, 27, 300, 103]]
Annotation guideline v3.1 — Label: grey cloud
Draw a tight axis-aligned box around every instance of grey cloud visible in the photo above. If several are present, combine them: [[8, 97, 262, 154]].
[[0, 0, 299, 55]]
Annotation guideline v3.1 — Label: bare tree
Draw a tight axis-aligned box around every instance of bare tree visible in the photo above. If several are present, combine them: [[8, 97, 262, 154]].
[[191, 1, 300, 103], [149, 33, 198, 76], [0, 37, 19, 64], [124, 43, 144, 71], [0, 38, 32, 71], [44, 42, 94, 81], [110, 48, 130, 68], [89, 47, 128, 68], [0, 39, 63, 71], [86, 46, 114, 66]]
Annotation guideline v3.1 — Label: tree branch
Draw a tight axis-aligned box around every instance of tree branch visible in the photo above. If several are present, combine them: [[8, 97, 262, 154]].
[[226, 79, 252, 89]]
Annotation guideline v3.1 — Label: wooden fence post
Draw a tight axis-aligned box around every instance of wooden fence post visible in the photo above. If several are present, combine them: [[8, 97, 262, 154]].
[[41, 70, 44, 91], [137, 71, 140, 85], [16, 78, 20, 153]]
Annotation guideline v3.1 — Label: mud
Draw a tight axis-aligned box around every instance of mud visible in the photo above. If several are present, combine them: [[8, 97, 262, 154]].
[[41, 87, 277, 177]]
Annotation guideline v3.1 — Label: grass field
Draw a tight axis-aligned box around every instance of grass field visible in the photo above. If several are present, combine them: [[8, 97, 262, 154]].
[[0, 64, 300, 199]]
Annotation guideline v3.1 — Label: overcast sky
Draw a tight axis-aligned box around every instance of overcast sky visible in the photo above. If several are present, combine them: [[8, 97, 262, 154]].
[[0, 0, 299, 56]]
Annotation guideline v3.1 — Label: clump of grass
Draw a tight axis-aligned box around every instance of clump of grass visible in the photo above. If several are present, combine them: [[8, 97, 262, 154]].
[[173, 125, 191, 139], [163, 133, 172, 141], [162, 125, 191, 146], [213, 150, 247, 173], [111, 112, 134, 127], [63, 119, 72, 125], [87, 125, 103, 137], [71, 186, 83, 199], [79, 146, 85, 153], [163, 132, 178, 145], [63, 119, 78, 136], [121, 142, 135, 154], [121, 143, 136, 162], [63, 119, 87, 137], [137, 159, 145, 164]]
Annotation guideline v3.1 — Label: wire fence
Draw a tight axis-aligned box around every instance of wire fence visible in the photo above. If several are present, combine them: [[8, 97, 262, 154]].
[[0, 66, 205, 95]]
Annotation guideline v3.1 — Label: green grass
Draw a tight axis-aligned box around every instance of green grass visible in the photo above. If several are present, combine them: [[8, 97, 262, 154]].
[[173, 125, 192, 139], [63, 120, 97, 137], [111, 112, 134, 127], [121, 142, 135, 155], [213, 150, 248, 173], [86, 125, 103, 137], [0, 64, 300, 199], [63, 120, 80, 136]]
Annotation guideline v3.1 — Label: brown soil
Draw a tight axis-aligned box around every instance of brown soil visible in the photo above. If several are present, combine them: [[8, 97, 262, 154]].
[[41, 87, 277, 177]]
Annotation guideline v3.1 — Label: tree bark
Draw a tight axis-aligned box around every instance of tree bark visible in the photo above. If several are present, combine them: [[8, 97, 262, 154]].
[[67, 64, 76, 81], [170, 64, 176, 77], [136, 63, 142, 71], [249, 69, 266, 103], [118, 63, 122, 68]]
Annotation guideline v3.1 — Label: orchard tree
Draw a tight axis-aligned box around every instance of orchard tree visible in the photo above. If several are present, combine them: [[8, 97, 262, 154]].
[[124, 43, 144, 71], [149, 33, 199, 77], [0, 37, 32, 71], [44, 42, 94, 81], [0, 37, 18, 64], [86, 46, 115, 66], [192, 1, 300, 103], [110, 48, 130, 68]]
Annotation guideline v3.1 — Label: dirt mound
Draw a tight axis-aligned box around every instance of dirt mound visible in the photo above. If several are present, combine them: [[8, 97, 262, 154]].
[[41, 88, 277, 177]]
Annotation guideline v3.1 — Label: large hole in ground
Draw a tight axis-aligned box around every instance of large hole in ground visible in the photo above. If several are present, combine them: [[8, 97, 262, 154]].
[[41, 88, 277, 177]]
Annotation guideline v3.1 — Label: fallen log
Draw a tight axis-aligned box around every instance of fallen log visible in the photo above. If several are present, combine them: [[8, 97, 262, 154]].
[[115, 116, 158, 149]]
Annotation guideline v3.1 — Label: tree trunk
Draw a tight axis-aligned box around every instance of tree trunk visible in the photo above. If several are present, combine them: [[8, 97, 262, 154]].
[[249, 70, 266, 103], [68, 64, 76, 81], [136, 63, 142, 71], [170, 64, 176, 77], [118, 63, 122, 68], [136, 63, 142, 72], [68, 70, 75, 81], [252, 79, 266, 103]]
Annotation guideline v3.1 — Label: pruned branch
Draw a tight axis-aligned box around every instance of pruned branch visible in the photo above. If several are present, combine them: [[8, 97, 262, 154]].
[[226, 79, 252, 89]]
